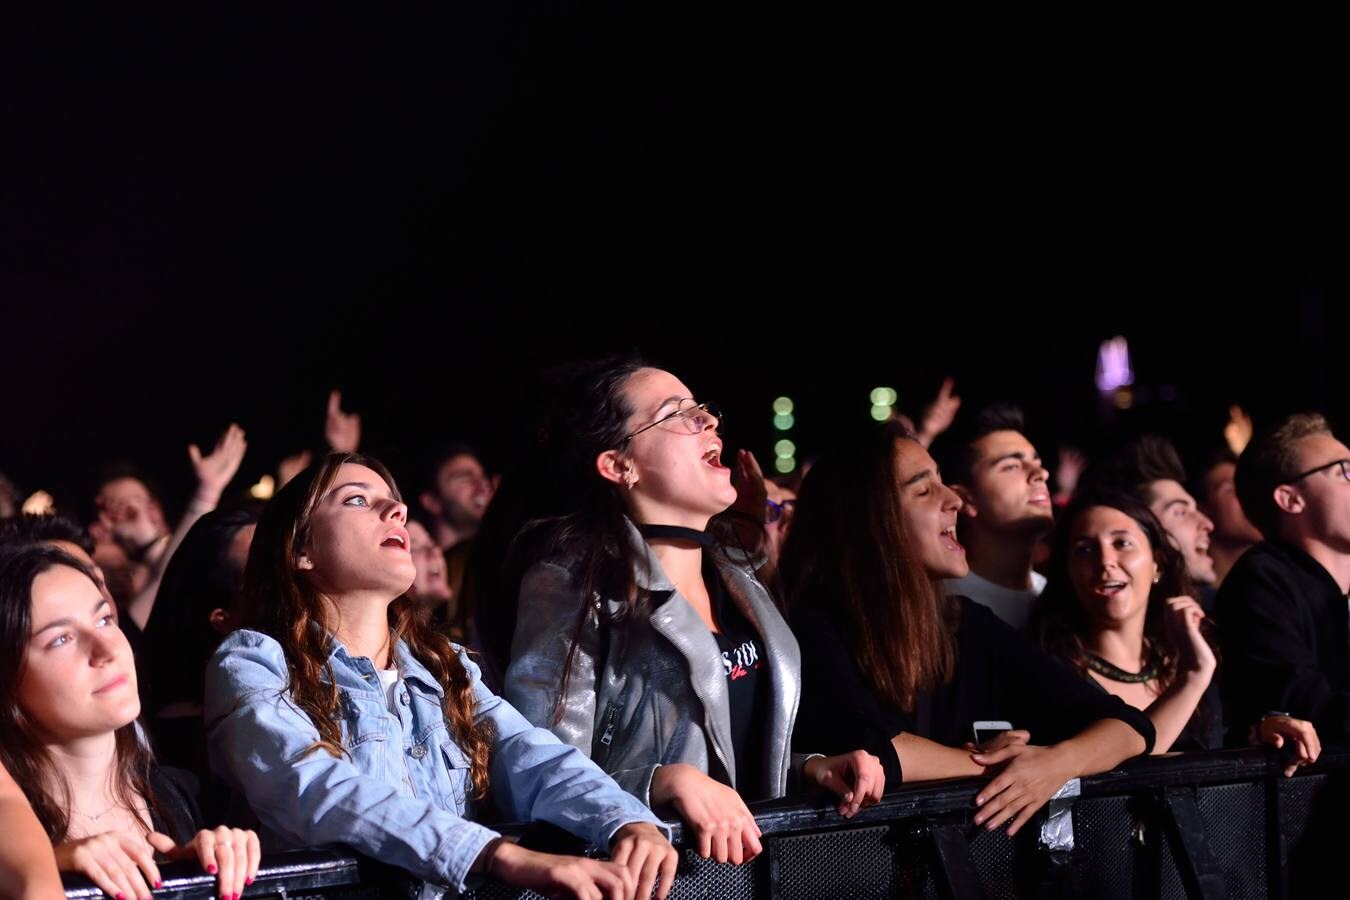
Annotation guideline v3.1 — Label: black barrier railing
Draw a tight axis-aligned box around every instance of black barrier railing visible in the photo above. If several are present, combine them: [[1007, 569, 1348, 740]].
[[63, 746, 1350, 899]]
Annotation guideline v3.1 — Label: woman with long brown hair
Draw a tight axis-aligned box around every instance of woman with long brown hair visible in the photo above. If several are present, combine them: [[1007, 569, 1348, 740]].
[[781, 422, 1156, 836], [204, 452, 677, 900], [0, 543, 257, 900]]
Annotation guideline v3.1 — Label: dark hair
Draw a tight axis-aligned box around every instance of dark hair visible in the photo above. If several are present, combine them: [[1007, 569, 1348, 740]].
[[0, 514, 95, 556], [1191, 446, 1239, 509], [1083, 435, 1188, 505], [85, 462, 163, 524], [1235, 412, 1333, 540], [141, 506, 259, 718], [1033, 489, 1198, 694], [0, 544, 162, 841], [243, 452, 493, 798], [499, 356, 654, 714], [932, 403, 1028, 488], [779, 421, 955, 712], [422, 444, 485, 496]]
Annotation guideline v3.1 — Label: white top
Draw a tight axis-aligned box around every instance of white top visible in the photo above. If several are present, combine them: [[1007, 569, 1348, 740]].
[[944, 569, 1047, 632], [375, 666, 401, 714]]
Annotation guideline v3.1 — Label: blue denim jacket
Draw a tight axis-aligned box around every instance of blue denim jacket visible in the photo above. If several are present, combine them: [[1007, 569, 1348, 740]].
[[203, 629, 667, 893]]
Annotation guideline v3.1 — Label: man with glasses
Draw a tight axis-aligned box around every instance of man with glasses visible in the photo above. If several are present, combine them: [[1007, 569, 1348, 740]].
[[1218, 412, 1350, 743]]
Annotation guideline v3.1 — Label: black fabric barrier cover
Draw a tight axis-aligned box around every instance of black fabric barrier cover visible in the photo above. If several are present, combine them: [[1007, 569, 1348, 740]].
[[63, 745, 1350, 899]]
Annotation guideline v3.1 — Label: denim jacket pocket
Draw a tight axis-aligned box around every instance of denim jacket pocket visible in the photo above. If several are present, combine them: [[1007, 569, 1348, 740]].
[[438, 738, 473, 812], [339, 692, 392, 747]]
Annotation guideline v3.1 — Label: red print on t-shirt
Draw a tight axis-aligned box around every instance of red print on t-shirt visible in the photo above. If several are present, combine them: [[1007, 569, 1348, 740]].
[[722, 640, 762, 680]]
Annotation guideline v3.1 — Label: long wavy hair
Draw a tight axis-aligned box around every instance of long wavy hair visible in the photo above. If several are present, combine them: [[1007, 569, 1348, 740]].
[[1033, 489, 1203, 694], [0, 544, 164, 841], [242, 452, 492, 798], [779, 422, 956, 712]]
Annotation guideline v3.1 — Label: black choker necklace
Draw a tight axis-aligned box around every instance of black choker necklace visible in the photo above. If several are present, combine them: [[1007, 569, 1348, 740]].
[[637, 524, 715, 548], [1086, 651, 1158, 684]]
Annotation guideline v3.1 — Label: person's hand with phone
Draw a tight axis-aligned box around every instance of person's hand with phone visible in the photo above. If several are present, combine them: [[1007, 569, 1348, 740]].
[[968, 737, 1073, 836], [962, 725, 1050, 836], [969, 718, 1144, 837], [964, 728, 1029, 757]]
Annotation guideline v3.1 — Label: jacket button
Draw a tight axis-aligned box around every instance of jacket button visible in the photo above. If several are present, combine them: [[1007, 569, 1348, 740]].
[[411, 744, 427, 759], [399, 692, 410, 706]]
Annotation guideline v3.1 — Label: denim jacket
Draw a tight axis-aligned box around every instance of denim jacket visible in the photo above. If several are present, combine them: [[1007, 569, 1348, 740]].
[[203, 629, 667, 894]]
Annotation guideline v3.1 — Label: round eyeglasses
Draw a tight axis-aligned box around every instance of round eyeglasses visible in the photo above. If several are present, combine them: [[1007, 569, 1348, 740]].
[[622, 399, 723, 445]]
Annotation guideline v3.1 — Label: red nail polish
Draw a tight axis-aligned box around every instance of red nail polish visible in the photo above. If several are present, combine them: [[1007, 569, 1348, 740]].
[[207, 864, 218, 874], [155, 881, 164, 889], [246, 878, 254, 886], [117, 894, 126, 900]]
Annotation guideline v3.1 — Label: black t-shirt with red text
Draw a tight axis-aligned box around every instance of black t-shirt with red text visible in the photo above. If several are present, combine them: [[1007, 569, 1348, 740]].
[[707, 558, 769, 800]]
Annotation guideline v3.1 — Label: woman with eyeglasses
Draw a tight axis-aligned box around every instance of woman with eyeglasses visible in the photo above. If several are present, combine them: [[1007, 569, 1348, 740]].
[[505, 356, 884, 867]]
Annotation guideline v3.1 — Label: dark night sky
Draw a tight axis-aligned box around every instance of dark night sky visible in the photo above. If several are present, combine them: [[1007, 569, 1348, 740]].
[[2, 5, 1346, 515]]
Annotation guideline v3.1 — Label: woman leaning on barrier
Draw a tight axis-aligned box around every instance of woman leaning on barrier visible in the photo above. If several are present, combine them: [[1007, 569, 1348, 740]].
[[505, 356, 885, 866], [1033, 489, 1320, 775], [781, 421, 1157, 837], [0, 544, 259, 900], [204, 452, 678, 900]]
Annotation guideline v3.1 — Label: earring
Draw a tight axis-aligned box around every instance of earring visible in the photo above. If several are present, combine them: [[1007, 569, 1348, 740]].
[[1153, 571, 1161, 584]]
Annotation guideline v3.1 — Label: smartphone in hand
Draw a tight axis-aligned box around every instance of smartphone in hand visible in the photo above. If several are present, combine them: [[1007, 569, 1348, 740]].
[[972, 720, 1013, 749]]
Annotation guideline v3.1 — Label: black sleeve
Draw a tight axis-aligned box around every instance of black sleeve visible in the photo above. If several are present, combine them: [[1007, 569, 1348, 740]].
[[1217, 561, 1350, 743], [962, 601, 1157, 754], [791, 605, 908, 787], [1170, 679, 1223, 752], [148, 764, 205, 844]]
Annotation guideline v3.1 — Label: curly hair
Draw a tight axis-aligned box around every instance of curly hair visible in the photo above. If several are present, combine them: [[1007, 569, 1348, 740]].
[[242, 452, 493, 798]]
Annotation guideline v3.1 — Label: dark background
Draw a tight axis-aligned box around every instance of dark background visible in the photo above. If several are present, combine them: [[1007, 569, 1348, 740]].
[[3, 5, 1345, 515]]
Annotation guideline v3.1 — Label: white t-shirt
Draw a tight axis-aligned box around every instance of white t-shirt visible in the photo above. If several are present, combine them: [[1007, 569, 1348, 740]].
[[376, 666, 401, 714], [944, 570, 1047, 632]]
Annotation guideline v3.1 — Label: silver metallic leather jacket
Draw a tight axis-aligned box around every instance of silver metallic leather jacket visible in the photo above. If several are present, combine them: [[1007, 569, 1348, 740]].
[[505, 518, 806, 807]]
